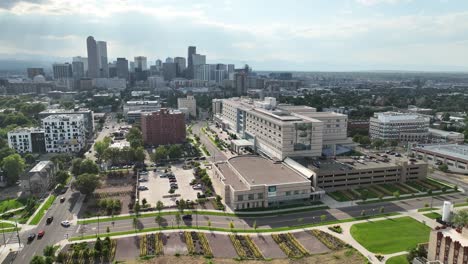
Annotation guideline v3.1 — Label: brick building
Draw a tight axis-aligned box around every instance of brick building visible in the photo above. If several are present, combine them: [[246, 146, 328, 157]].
[[141, 109, 186, 146]]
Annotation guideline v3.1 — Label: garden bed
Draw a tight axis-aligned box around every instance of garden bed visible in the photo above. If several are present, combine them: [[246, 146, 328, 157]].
[[229, 234, 263, 260], [140, 233, 163, 257], [271, 233, 309, 259], [184, 231, 213, 257], [310, 230, 346, 250]]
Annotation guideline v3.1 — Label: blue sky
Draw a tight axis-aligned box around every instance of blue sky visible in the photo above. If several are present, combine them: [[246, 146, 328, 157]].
[[1, 0, 468, 71]]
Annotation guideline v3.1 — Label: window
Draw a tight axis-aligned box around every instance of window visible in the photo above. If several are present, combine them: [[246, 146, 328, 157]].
[[237, 195, 243, 201], [248, 194, 254, 200], [294, 190, 299, 195], [285, 191, 291, 196], [257, 193, 264, 199]]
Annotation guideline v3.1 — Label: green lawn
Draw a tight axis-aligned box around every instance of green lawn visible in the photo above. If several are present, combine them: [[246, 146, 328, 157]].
[[328, 191, 351, 202], [0, 199, 24, 213], [29, 195, 56, 225], [423, 212, 441, 219], [454, 202, 468, 208], [417, 207, 438, 212], [350, 216, 430, 254], [386, 254, 409, 264], [0, 222, 15, 229]]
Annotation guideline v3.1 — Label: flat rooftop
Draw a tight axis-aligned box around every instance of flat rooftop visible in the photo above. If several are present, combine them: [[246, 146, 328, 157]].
[[30, 161, 52, 173], [303, 153, 425, 174], [414, 144, 468, 161], [217, 156, 310, 190]]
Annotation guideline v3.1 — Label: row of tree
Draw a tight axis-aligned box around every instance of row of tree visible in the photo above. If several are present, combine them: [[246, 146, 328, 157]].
[[151, 145, 183, 162]]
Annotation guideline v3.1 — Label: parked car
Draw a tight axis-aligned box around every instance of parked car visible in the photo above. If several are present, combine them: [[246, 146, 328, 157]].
[[182, 215, 193, 221], [60, 197, 66, 203], [138, 178, 147, 182], [160, 174, 168, 178], [27, 233, 36, 242], [170, 184, 178, 189], [138, 186, 149, 191], [61, 221, 71, 227], [37, 230, 45, 238], [169, 178, 177, 183], [46, 216, 54, 224]]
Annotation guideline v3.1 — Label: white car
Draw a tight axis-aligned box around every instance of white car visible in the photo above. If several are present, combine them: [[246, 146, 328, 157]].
[[61, 220, 71, 227]]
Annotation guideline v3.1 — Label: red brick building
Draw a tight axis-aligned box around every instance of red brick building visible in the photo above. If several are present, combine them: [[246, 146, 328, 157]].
[[141, 109, 186, 146]]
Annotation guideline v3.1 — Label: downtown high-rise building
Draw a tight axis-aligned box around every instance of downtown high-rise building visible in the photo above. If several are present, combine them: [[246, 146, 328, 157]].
[[174, 57, 186, 77], [134, 56, 147, 71], [187, 46, 196, 79], [72, 60, 85, 79], [97, 41, 108, 78], [116, 58, 129, 79], [86, 36, 99, 78], [165, 57, 174, 63], [52, 63, 73, 80]]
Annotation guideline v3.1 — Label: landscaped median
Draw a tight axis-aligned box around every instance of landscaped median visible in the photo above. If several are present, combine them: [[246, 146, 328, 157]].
[[77, 206, 330, 225], [71, 212, 400, 241], [29, 194, 56, 225]]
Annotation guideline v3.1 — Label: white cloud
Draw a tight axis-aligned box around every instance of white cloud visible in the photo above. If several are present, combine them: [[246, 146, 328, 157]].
[[355, 0, 411, 6]]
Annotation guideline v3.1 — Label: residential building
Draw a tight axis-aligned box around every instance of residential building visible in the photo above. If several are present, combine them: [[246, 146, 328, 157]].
[[370, 112, 430, 142], [428, 128, 464, 144], [42, 114, 86, 153], [8, 127, 46, 153], [412, 144, 468, 174], [212, 156, 322, 210], [177, 95, 196, 118], [39, 108, 94, 138], [22, 161, 58, 195], [427, 226, 468, 264], [27, 68, 45, 79], [116, 58, 129, 79], [52, 63, 73, 80], [212, 99, 222, 115], [303, 154, 427, 191], [86, 36, 99, 78], [123, 100, 161, 116], [134, 56, 147, 71], [141, 108, 186, 146]]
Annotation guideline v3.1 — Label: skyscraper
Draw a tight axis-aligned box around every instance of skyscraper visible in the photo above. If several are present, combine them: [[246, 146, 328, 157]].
[[73, 56, 88, 75], [187, 46, 196, 79], [192, 54, 206, 67], [97, 41, 108, 78], [86, 36, 99, 78], [165, 57, 174, 63], [116, 58, 129, 80], [174, 57, 186, 77], [53, 63, 73, 80], [134, 56, 147, 71], [162, 62, 177, 81], [72, 60, 85, 79]]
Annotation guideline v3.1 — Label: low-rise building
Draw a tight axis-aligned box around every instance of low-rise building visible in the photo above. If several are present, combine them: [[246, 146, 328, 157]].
[[141, 109, 186, 146], [42, 114, 86, 153], [303, 154, 427, 191], [370, 112, 430, 142], [123, 100, 161, 116], [22, 161, 58, 195], [8, 127, 46, 153], [177, 95, 197, 118], [428, 128, 464, 144], [212, 155, 323, 210], [427, 226, 468, 264], [412, 144, 468, 174]]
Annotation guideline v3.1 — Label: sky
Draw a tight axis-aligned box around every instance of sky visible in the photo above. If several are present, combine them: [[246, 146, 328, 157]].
[[1, 0, 468, 71]]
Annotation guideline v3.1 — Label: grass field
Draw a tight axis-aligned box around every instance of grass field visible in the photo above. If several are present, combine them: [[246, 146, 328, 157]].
[[0, 199, 24, 213], [386, 254, 409, 264], [29, 195, 56, 225], [350, 217, 430, 254], [417, 207, 438, 212], [423, 212, 441, 219]]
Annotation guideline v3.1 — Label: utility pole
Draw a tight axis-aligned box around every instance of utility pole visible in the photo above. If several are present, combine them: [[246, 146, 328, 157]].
[[97, 215, 100, 238]]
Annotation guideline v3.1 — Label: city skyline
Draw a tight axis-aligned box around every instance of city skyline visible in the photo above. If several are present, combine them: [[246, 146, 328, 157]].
[[1, 0, 468, 71]]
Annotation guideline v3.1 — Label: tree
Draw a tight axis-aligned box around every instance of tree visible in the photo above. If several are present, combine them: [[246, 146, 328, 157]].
[[454, 185, 458, 191], [207, 220, 212, 230], [452, 209, 468, 228], [134, 147, 146, 163], [43, 245, 56, 258], [177, 199, 186, 213], [156, 200, 164, 213], [134, 202, 141, 216], [2, 154, 25, 185], [126, 127, 143, 149], [378, 194, 384, 201], [54, 170, 70, 185], [142, 198, 147, 208], [94, 237, 102, 253], [167, 145, 183, 159], [24, 153, 35, 164], [73, 173, 100, 195], [229, 221, 234, 231], [133, 217, 138, 231], [103, 147, 120, 165], [393, 190, 400, 199], [253, 220, 257, 230], [152, 146, 167, 162], [320, 214, 327, 222], [30, 256, 46, 264], [155, 214, 163, 228], [79, 159, 99, 174], [71, 158, 83, 176], [371, 139, 385, 149], [379, 206, 385, 214], [359, 136, 371, 146], [175, 212, 181, 227], [94, 137, 111, 161], [442, 112, 451, 121], [407, 244, 427, 262], [438, 164, 449, 172]]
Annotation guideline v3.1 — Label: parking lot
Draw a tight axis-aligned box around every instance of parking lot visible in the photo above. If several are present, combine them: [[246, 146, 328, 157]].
[[138, 164, 200, 207]]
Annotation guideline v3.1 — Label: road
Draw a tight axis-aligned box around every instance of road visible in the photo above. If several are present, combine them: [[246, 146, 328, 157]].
[[85, 113, 119, 162], [192, 121, 227, 162], [75, 191, 467, 237]]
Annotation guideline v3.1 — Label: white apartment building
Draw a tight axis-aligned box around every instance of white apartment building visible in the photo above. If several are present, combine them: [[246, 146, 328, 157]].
[[219, 97, 324, 160], [42, 114, 86, 153], [177, 95, 197, 118], [8, 127, 46, 153], [370, 112, 430, 142]]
